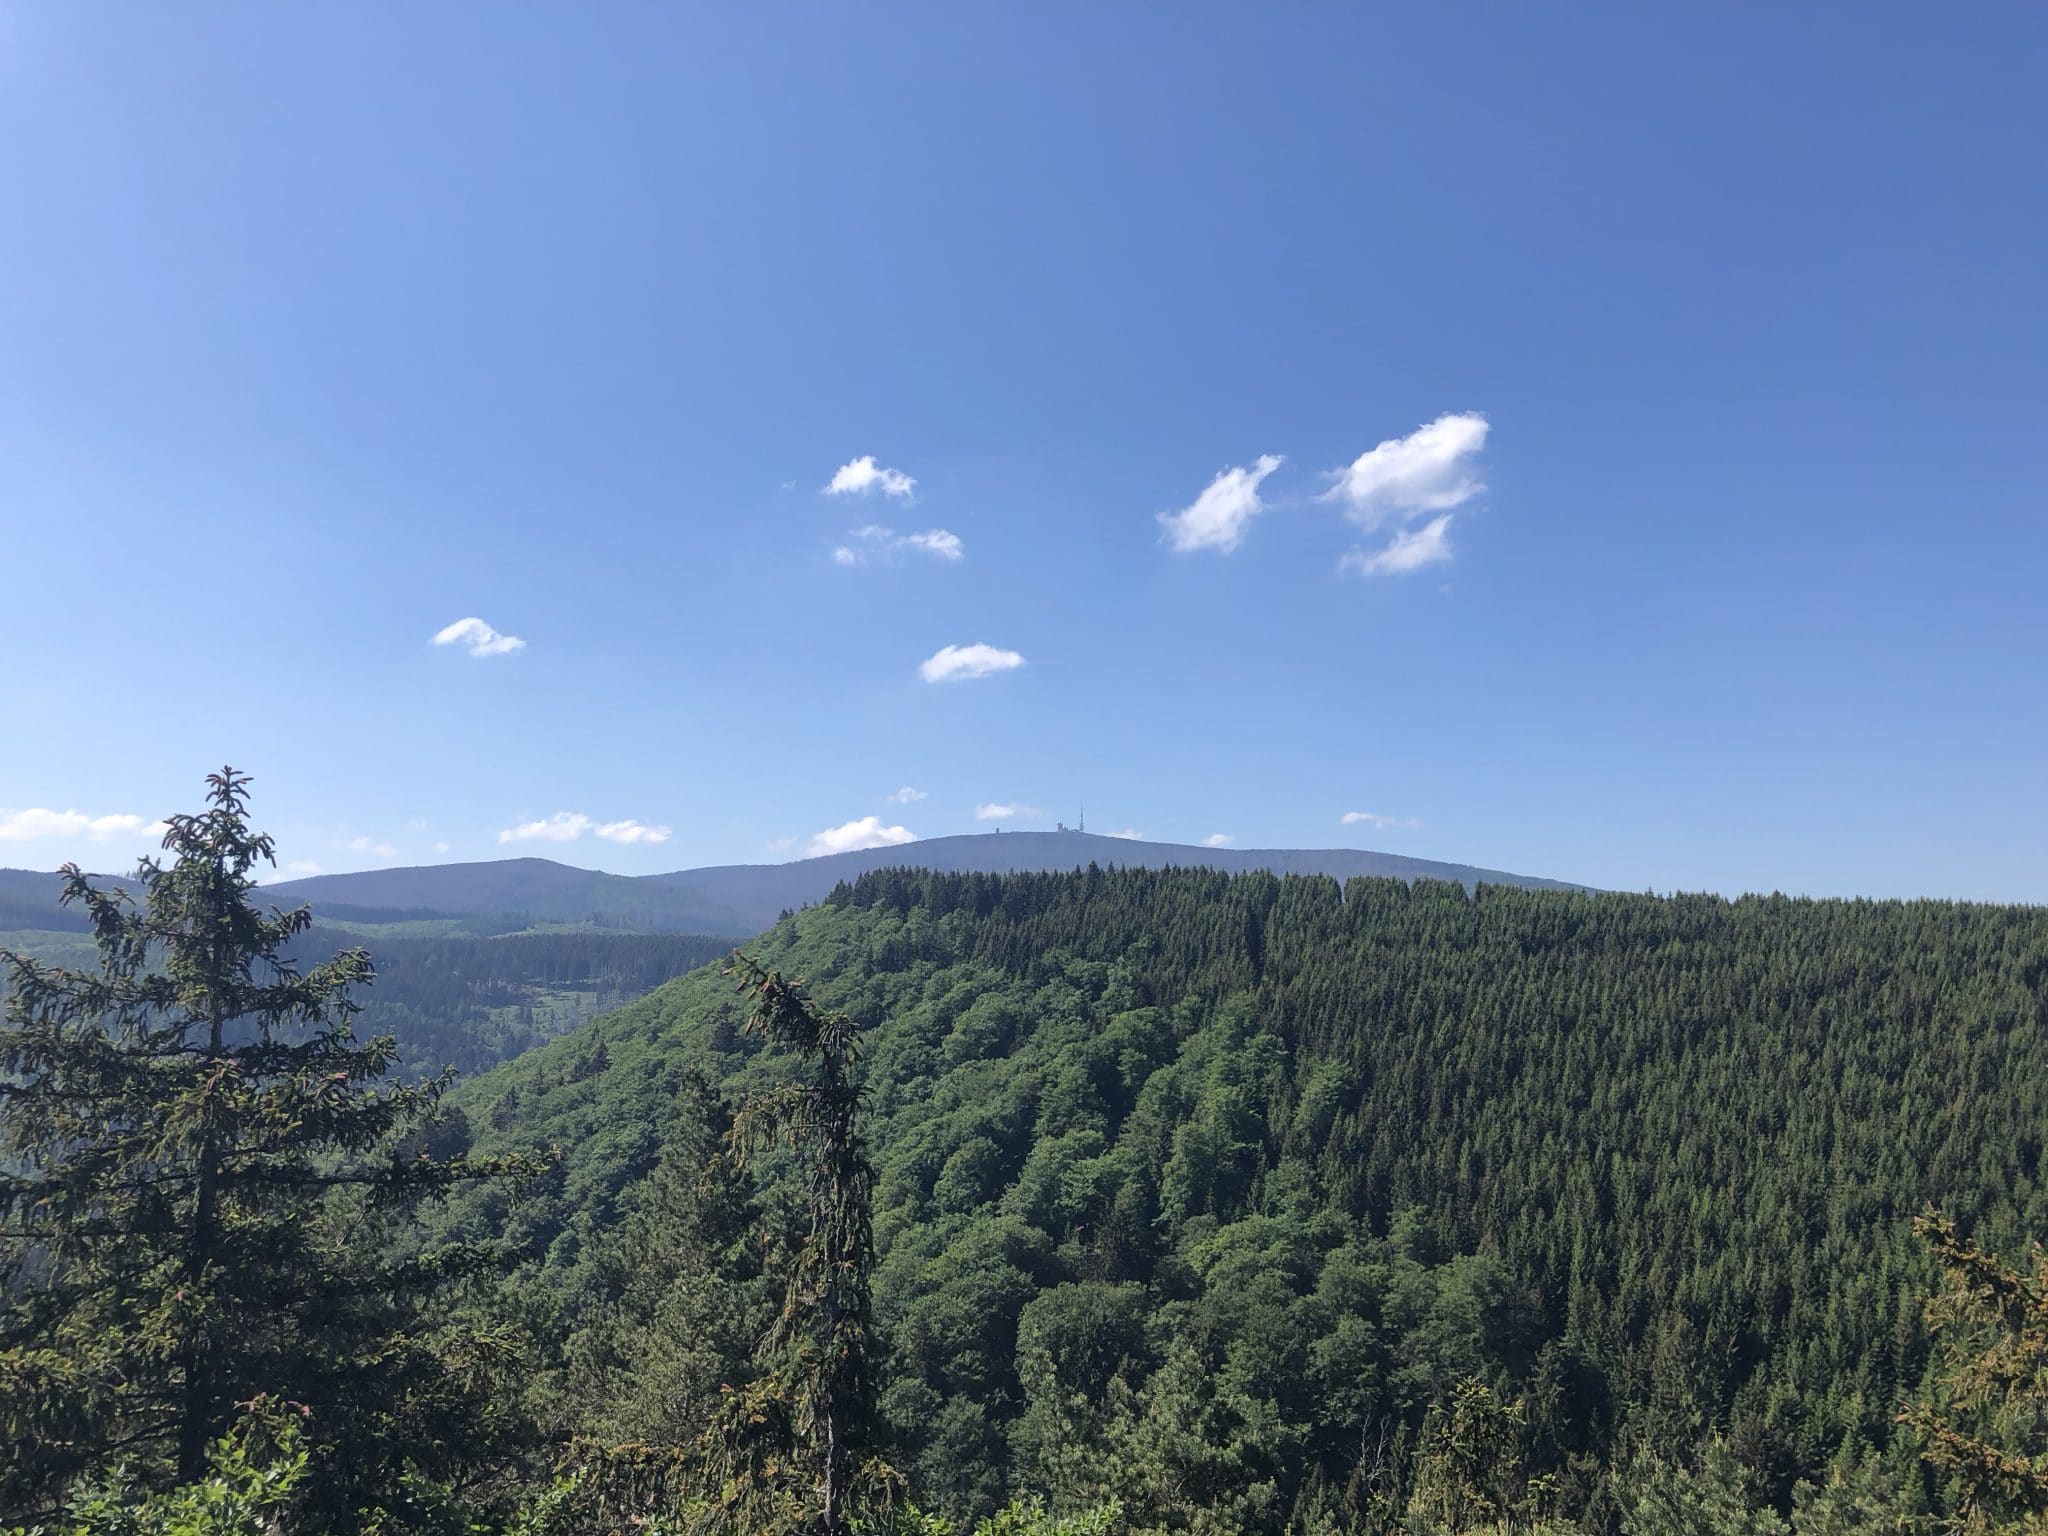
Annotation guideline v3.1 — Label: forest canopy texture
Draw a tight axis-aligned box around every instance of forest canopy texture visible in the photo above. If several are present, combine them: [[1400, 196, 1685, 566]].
[[441, 864, 2048, 1528]]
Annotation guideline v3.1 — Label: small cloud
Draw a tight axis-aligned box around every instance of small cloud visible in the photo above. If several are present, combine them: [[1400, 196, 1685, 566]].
[[1328, 413, 1489, 528], [1341, 810, 1423, 831], [919, 643, 1026, 684], [886, 787, 928, 804], [284, 859, 325, 876], [1200, 833, 1235, 847], [497, 812, 591, 844], [406, 819, 429, 831], [766, 834, 799, 854], [0, 807, 167, 843], [432, 616, 526, 658], [345, 835, 400, 859], [825, 455, 916, 500], [1159, 454, 1284, 554], [975, 802, 1044, 822], [1104, 828, 1144, 841], [807, 816, 918, 857], [496, 811, 667, 846], [1340, 514, 1454, 577], [832, 524, 964, 566], [901, 528, 963, 560], [1328, 413, 1486, 577], [595, 819, 672, 846], [432, 841, 450, 853]]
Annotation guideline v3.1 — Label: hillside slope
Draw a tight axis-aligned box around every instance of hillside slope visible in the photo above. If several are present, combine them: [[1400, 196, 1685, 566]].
[[246, 831, 1589, 936], [453, 866, 2048, 1521]]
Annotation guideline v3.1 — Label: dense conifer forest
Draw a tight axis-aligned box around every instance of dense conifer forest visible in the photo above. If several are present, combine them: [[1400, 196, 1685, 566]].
[[438, 864, 2048, 1529], [8, 783, 2048, 1532]]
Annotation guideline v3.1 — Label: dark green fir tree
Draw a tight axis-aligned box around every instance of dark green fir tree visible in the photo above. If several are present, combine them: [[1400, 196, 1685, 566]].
[[0, 768, 542, 1527]]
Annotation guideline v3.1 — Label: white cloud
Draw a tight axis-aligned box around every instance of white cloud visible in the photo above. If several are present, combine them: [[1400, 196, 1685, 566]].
[[766, 835, 799, 854], [1340, 514, 1456, 577], [1328, 413, 1489, 529], [497, 812, 591, 844], [406, 819, 429, 831], [899, 528, 963, 560], [1341, 810, 1423, 831], [807, 816, 918, 857], [0, 807, 166, 843], [1158, 454, 1284, 554], [595, 819, 672, 846], [345, 836, 400, 859], [1104, 828, 1144, 841], [919, 642, 1026, 684], [975, 802, 1044, 822], [432, 616, 526, 658], [825, 455, 916, 500], [1327, 413, 1487, 578], [432, 841, 450, 854], [495, 811, 667, 846], [887, 787, 928, 804], [1200, 833, 1235, 847], [832, 524, 965, 566], [284, 859, 325, 876]]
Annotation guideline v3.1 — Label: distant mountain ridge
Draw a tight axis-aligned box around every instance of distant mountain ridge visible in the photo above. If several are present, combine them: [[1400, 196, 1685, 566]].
[[5, 833, 1588, 939], [261, 831, 1587, 936]]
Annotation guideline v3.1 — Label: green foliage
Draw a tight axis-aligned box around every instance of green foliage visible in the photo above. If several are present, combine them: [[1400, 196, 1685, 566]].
[[696, 953, 892, 1535], [0, 770, 544, 1527], [1407, 1379, 1546, 1531], [453, 864, 2048, 1528], [875, 1496, 1126, 1535], [1903, 1209, 2048, 1532], [6, 1403, 307, 1536], [1616, 1440, 1784, 1536]]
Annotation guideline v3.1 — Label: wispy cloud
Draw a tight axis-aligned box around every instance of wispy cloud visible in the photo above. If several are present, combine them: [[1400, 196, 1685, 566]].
[[1341, 810, 1423, 831], [0, 807, 166, 843], [919, 643, 1026, 684], [975, 802, 1043, 822], [1200, 833, 1235, 847], [284, 859, 325, 876], [886, 787, 928, 804], [595, 819, 672, 845], [499, 813, 588, 844], [766, 835, 799, 854], [496, 812, 670, 846], [1104, 828, 1144, 841], [833, 524, 964, 566], [345, 835, 400, 860], [1158, 454, 1284, 554], [807, 816, 918, 857], [1339, 515, 1454, 577], [1329, 413, 1487, 577], [432, 616, 526, 657], [825, 455, 916, 500]]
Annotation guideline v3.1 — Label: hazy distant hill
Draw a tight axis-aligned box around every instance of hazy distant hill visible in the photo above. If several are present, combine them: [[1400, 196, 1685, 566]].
[[7, 834, 1587, 941], [245, 831, 1586, 937]]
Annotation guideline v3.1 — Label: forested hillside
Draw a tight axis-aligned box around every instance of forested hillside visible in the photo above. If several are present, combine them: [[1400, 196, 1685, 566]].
[[294, 926, 731, 1076], [455, 865, 2048, 1527], [0, 897, 730, 1078]]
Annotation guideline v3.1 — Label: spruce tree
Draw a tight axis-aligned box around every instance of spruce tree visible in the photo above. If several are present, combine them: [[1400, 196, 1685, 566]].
[[701, 952, 887, 1536], [0, 768, 537, 1523], [1902, 1209, 2048, 1532]]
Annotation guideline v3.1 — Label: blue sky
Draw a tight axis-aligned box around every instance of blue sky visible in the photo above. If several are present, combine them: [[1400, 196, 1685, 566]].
[[3, 4, 2045, 900]]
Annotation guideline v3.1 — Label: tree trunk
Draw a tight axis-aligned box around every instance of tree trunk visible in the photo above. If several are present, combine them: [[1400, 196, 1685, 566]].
[[177, 1001, 226, 1483]]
